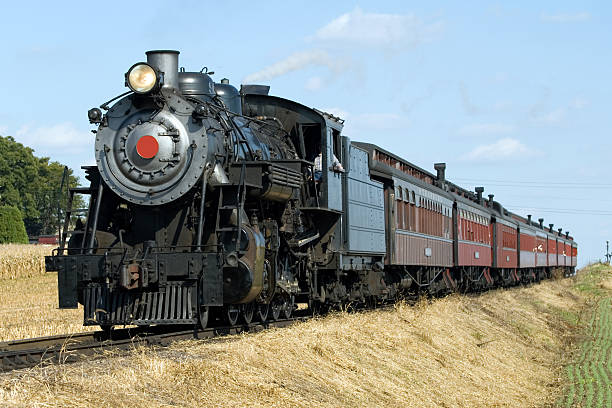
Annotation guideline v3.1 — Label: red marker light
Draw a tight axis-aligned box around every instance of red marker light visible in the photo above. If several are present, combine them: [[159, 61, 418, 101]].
[[136, 135, 159, 159]]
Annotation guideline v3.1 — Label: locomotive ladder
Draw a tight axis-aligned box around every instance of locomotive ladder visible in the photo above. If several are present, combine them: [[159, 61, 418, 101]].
[[58, 186, 95, 256], [215, 163, 247, 255]]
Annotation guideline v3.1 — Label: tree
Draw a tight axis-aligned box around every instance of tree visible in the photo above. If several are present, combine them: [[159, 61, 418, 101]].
[[0, 135, 83, 236], [0, 206, 28, 243]]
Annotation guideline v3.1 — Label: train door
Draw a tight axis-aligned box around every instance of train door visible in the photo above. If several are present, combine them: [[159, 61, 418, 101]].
[[325, 126, 343, 211]]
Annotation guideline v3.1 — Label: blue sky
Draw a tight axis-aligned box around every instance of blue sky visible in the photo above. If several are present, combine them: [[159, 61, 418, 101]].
[[1, 1, 609, 266]]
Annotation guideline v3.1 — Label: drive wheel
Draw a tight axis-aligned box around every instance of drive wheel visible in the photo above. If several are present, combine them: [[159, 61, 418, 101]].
[[282, 296, 294, 319], [198, 306, 209, 330], [257, 303, 269, 322], [225, 305, 240, 326], [271, 297, 283, 321], [242, 303, 254, 325]]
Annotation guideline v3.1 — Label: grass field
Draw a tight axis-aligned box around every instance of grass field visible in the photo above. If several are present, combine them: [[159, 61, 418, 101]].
[[0, 244, 610, 407], [559, 264, 612, 407]]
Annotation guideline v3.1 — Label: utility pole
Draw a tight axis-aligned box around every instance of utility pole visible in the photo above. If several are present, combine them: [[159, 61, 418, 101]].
[[606, 241, 611, 264]]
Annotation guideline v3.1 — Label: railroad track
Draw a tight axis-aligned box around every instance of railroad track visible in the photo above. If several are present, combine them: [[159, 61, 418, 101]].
[[0, 317, 305, 373]]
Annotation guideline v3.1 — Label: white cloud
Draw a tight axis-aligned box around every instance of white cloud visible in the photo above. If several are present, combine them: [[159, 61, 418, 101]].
[[530, 96, 589, 125], [0, 125, 7, 135], [458, 123, 515, 136], [15, 122, 91, 151], [462, 138, 534, 161], [243, 50, 348, 83], [541, 12, 590, 22], [313, 7, 443, 48], [533, 107, 566, 124], [570, 97, 589, 109], [5, 122, 94, 184], [305, 76, 323, 91], [243, 8, 442, 86]]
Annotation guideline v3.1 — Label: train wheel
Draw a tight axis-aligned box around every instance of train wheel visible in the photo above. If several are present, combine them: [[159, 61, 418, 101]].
[[282, 296, 294, 319], [225, 305, 239, 326], [257, 303, 269, 322], [242, 303, 254, 324], [271, 297, 283, 321], [198, 306, 209, 330]]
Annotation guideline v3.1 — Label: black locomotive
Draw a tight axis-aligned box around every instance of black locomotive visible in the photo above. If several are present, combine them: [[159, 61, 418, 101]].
[[46, 50, 576, 331]]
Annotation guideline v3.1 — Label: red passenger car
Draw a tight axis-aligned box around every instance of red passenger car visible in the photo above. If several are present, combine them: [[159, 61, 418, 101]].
[[535, 231, 547, 268], [455, 197, 492, 267], [548, 237, 557, 267], [518, 224, 536, 269], [491, 215, 518, 269], [571, 241, 578, 268], [389, 176, 454, 268]]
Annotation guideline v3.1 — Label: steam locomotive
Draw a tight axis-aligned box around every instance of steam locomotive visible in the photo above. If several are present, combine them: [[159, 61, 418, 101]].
[[46, 50, 577, 331]]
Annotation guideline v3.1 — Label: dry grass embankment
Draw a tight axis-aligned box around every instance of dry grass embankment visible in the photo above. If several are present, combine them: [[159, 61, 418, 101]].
[[0, 244, 93, 341], [1, 266, 604, 408]]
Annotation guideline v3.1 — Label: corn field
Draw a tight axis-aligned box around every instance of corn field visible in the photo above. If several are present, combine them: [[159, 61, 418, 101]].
[[0, 244, 53, 280], [0, 244, 92, 341]]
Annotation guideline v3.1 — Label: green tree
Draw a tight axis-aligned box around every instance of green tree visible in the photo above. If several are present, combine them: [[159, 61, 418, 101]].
[[0, 135, 83, 237], [0, 206, 29, 243]]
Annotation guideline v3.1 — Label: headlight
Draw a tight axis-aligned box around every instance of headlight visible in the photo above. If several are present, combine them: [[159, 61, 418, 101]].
[[126, 63, 158, 93]]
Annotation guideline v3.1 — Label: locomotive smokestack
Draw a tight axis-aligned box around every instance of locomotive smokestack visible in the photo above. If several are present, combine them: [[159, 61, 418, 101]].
[[538, 218, 544, 228], [475, 187, 484, 205], [527, 214, 532, 224], [566, 231, 570, 238], [146, 50, 180, 90], [488, 194, 494, 202], [434, 163, 446, 183], [558, 228, 563, 236], [549, 223, 554, 232]]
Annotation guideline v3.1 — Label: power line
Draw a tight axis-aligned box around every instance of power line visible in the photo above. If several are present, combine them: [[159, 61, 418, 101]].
[[453, 183, 608, 190], [500, 195, 612, 202], [505, 206, 612, 216], [453, 178, 612, 187]]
